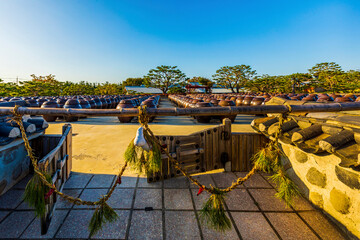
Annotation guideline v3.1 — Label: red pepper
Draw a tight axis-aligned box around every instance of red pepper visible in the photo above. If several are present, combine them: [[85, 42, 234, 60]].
[[45, 186, 55, 199], [116, 176, 122, 184], [197, 187, 204, 196]]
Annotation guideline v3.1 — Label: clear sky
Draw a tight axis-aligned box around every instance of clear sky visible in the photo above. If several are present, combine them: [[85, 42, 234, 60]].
[[0, 0, 359, 83]]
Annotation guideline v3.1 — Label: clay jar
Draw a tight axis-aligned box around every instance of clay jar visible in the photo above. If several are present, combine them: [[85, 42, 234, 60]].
[[250, 97, 265, 106], [116, 100, 135, 123], [194, 102, 213, 123], [92, 97, 102, 109], [63, 99, 82, 122], [41, 100, 59, 122], [218, 100, 236, 122], [141, 100, 157, 122], [26, 98, 39, 107], [99, 97, 108, 109], [335, 97, 353, 102], [242, 96, 254, 106], [235, 97, 244, 106]]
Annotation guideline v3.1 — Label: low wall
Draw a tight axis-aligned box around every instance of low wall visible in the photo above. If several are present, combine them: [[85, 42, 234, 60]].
[[280, 141, 360, 239]]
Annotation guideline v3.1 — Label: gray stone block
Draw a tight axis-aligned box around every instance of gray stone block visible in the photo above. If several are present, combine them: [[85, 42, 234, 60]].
[[55, 210, 93, 239], [129, 210, 162, 240], [134, 189, 162, 209], [249, 189, 293, 211], [164, 176, 189, 189], [107, 188, 134, 209], [164, 189, 194, 210], [190, 188, 211, 210], [86, 174, 115, 188], [189, 174, 215, 189], [165, 211, 201, 240], [211, 172, 241, 188], [299, 211, 346, 240], [64, 173, 93, 189], [200, 212, 238, 240], [0, 211, 35, 238], [138, 177, 163, 188], [0, 211, 9, 222], [0, 189, 24, 209], [117, 176, 138, 188], [20, 210, 69, 239], [265, 212, 318, 240], [56, 189, 82, 209], [74, 189, 108, 209], [226, 189, 258, 211], [91, 210, 129, 239], [235, 172, 272, 188], [232, 212, 278, 240]]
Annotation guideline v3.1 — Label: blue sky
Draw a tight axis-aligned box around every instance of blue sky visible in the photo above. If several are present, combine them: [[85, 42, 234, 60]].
[[0, 0, 359, 83]]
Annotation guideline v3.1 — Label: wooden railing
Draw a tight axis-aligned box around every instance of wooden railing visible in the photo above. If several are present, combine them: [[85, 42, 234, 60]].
[[32, 124, 72, 234]]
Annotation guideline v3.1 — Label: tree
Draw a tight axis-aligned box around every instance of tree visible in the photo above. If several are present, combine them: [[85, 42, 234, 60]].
[[122, 77, 144, 87], [189, 76, 214, 93], [213, 65, 256, 93], [308, 62, 343, 92], [144, 65, 186, 93], [287, 73, 312, 93]]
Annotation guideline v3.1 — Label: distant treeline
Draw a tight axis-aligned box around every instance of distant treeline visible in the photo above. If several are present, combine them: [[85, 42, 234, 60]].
[[1, 62, 359, 96]]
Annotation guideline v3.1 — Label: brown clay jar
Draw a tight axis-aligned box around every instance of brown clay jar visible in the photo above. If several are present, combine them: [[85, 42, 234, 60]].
[[116, 100, 135, 123]]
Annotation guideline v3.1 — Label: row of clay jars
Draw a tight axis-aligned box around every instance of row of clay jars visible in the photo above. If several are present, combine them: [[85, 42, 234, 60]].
[[116, 95, 160, 123]]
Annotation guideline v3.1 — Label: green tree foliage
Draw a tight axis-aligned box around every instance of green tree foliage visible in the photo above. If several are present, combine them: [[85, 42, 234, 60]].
[[144, 65, 186, 93], [308, 62, 344, 93], [189, 76, 214, 93], [167, 86, 186, 94], [122, 77, 144, 87], [213, 65, 256, 93]]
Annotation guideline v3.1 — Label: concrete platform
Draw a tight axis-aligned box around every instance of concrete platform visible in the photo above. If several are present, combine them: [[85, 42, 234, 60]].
[[0, 171, 348, 240]]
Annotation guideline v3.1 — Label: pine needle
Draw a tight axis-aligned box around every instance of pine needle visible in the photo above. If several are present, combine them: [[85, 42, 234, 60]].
[[199, 189, 231, 232], [89, 202, 118, 237], [145, 141, 161, 174], [270, 168, 299, 206], [23, 173, 52, 217]]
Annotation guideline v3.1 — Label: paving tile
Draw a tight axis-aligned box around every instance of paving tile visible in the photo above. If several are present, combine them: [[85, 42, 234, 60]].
[[74, 189, 108, 209], [56, 189, 82, 209], [164, 189, 193, 210], [129, 210, 162, 240], [107, 188, 134, 209], [55, 209, 93, 239], [299, 211, 346, 240], [226, 189, 258, 211], [138, 177, 163, 188], [64, 173, 93, 189], [0, 211, 9, 222], [16, 200, 33, 210], [200, 212, 239, 240], [13, 174, 33, 189], [164, 176, 189, 188], [0, 211, 35, 238], [190, 188, 212, 210], [265, 212, 318, 240], [20, 210, 69, 239], [248, 189, 293, 212], [91, 210, 130, 239], [165, 211, 201, 240], [291, 195, 315, 211], [231, 212, 278, 240], [87, 174, 115, 188], [211, 172, 243, 188], [117, 176, 138, 188], [0, 189, 24, 209], [189, 174, 215, 189], [134, 189, 162, 209], [235, 172, 272, 188]]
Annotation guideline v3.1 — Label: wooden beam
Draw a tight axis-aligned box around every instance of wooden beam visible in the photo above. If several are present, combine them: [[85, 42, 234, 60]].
[[1, 102, 360, 116]]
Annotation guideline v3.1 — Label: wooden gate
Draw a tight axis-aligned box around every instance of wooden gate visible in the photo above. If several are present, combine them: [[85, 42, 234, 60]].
[[147, 119, 269, 182], [147, 119, 232, 182]]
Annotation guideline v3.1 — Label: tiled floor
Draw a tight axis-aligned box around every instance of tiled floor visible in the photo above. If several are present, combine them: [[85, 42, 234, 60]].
[[0, 171, 348, 240]]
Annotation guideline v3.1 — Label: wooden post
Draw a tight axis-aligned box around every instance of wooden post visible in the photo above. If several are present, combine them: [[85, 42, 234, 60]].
[[222, 118, 232, 171], [63, 124, 72, 178]]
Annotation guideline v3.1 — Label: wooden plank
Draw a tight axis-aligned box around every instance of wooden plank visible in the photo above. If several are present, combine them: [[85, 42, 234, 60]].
[[246, 135, 253, 171], [240, 134, 246, 171], [205, 128, 213, 170], [231, 135, 239, 171], [212, 126, 219, 169]]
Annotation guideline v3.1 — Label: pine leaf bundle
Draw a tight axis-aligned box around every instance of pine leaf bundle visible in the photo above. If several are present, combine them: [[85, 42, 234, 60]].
[[89, 202, 118, 237], [252, 143, 282, 173], [199, 188, 231, 232], [270, 168, 299, 206], [23, 172, 52, 217], [145, 140, 161, 174]]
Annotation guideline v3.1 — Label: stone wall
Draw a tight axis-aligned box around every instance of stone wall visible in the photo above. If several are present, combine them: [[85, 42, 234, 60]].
[[281, 141, 360, 239]]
